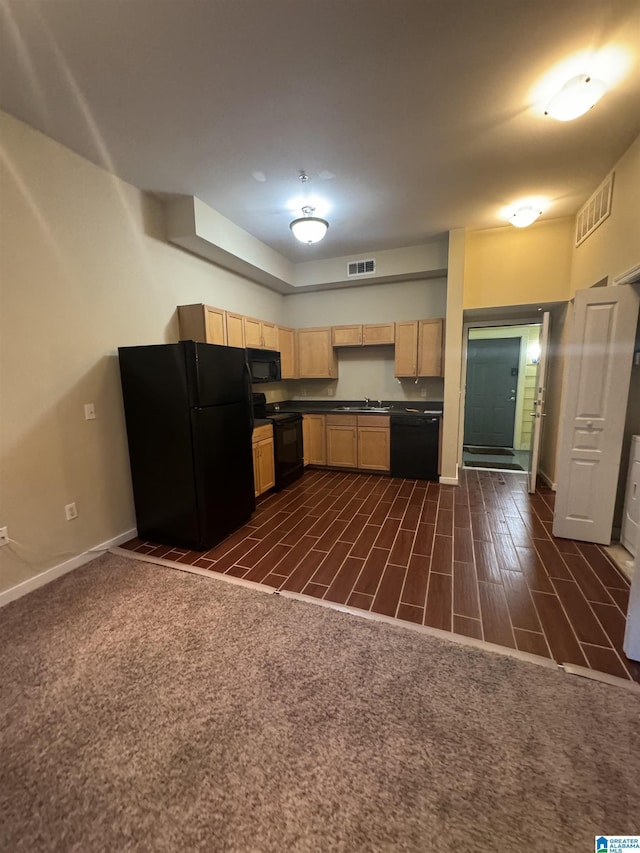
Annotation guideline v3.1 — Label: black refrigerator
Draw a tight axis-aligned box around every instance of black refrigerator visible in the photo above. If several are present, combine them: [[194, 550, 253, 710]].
[[118, 340, 255, 550]]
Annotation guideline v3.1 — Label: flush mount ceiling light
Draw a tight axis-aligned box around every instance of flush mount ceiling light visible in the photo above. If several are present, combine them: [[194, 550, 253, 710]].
[[289, 174, 329, 244], [510, 205, 542, 228], [544, 74, 606, 121]]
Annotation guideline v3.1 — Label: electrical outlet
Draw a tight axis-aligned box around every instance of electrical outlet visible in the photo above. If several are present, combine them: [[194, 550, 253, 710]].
[[84, 403, 96, 420], [0, 527, 8, 546], [64, 502, 78, 521]]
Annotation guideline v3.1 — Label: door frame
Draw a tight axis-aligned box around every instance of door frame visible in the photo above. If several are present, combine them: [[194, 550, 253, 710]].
[[458, 316, 543, 472]]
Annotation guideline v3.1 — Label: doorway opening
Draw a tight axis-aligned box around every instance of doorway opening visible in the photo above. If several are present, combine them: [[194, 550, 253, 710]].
[[461, 321, 544, 478]]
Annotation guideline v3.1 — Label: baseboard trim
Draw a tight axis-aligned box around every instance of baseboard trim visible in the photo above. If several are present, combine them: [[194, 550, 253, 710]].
[[0, 528, 137, 609], [538, 469, 557, 490], [439, 476, 459, 486]]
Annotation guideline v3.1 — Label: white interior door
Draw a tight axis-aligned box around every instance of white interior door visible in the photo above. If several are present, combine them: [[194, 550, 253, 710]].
[[624, 555, 640, 661], [553, 285, 640, 543], [528, 311, 550, 493]]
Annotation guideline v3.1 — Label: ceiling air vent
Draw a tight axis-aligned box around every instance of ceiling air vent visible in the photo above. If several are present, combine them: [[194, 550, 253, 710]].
[[347, 258, 376, 277], [575, 172, 614, 246]]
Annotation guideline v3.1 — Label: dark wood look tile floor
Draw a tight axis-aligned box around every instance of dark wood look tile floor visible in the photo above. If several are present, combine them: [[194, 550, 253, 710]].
[[122, 468, 640, 684]]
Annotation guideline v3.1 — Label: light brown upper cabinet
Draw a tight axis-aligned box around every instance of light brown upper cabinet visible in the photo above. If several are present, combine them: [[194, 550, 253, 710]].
[[243, 316, 278, 350], [331, 323, 395, 347], [332, 325, 362, 347], [297, 328, 338, 379], [362, 323, 395, 345], [417, 319, 444, 377], [277, 326, 297, 379], [177, 304, 227, 345], [225, 312, 245, 349], [394, 318, 444, 377]]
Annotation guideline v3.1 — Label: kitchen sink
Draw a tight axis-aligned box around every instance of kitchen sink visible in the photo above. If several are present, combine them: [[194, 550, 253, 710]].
[[333, 406, 392, 413]]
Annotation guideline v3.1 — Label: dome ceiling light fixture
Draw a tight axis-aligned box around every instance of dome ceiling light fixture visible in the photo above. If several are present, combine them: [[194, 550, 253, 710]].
[[544, 74, 606, 121], [289, 174, 329, 244], [502, 197, 548, 229], [510, 205, 543, 228]]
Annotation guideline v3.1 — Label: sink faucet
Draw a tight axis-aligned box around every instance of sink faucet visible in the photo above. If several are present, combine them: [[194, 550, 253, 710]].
[[377, 399, 382, 408], [364, 397, 370, 408]]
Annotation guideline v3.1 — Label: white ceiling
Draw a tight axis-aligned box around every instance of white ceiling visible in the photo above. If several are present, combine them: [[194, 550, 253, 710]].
[[1, 0, 639, 264]]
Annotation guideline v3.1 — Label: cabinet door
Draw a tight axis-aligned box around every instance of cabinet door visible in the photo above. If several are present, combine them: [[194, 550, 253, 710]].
[[418, 319, 444, 377], [363, 323, 395, 345], [394, 321, 418, 377], [226, 312, 245, 348], [257, 437, 275, 493], [278, 327, 297, 379], [252, 442, 261, 496], [302, 416, 310, 466], [306, 414, 327, 465], [262, 322, 278, 350], [332, 325, 362, 347], [297, 329, 337, 378], [178, 304, 227, 345], [357, 415, 390, 471], [327, 424, 358, 468], [204, 306, 227, 345], [358, 428, 390, 471], [243, 316, 263, 348]]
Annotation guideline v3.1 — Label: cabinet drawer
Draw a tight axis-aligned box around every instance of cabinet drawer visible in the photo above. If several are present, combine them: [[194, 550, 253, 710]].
[[252, 423, 273, 442], [357, 415, 390, 427], [326, 414, 357, 426], [363, 323, 395, 345]]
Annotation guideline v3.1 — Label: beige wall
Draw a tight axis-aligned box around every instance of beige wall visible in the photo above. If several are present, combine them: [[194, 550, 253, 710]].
[[283, 278, 446, 327], [570, 133, 640, 293], [0, 111, 285, 593], [0, 111, 452, 594], [463, 218, 574, 310], [284, 278, 447, 402], [441, 230, 466, 483]]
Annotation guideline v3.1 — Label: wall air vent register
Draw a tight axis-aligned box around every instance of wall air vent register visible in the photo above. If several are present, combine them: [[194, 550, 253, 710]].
[[575, 172, 614, 247], [347, 259, 376, 277]]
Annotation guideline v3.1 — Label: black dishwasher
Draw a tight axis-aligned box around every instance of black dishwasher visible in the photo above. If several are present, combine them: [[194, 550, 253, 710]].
[[390, 414, 440, 480]]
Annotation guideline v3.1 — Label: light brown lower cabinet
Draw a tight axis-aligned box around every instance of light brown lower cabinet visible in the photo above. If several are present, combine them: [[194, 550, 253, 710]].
[[303, 414, 326, 465], [357, 415, 390, 471], [326, 415, 358, 468], [252, 424, 275, 496], [314, 414, 390, 472]]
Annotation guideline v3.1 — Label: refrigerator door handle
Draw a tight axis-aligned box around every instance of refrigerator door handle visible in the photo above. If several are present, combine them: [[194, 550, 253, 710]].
[[243, 359, 254, 432]]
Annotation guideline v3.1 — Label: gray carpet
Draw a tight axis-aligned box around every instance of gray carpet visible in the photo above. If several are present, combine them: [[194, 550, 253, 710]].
[[1, 553, 638, 852]]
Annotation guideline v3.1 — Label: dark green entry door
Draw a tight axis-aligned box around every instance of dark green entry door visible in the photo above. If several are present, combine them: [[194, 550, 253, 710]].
[[464, 337, 521, 447]]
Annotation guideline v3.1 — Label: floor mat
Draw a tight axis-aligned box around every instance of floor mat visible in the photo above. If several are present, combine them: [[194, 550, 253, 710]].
[[464, 446, 514, 456], [464, 461, 524, 470]]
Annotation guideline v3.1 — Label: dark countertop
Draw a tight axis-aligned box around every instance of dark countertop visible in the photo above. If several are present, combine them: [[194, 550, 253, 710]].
[[265, 400, 443, 417]]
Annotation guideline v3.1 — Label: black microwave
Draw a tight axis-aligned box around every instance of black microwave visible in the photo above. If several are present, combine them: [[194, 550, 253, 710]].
[[246, 347, 281, 384]]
